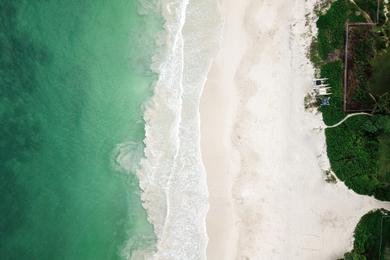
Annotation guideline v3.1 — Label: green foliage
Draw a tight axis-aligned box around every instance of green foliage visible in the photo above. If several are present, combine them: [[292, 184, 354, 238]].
[[315, 1, 390, 258], [362, 118, 378, 133], [370, 50, 390, 97], [309, 37, 322, 68], [343, 252, 366, 260], [354, 0, 379, 22], [377, 131, 390, 200], [314, 0, 390, 201], [319, 61, 344, 125], [316, 0, 349, 59], [362, 115, 390, 133], [373, 93, 390, 115], [355, 0, 389, 25], [347, 26, 377, 110], [325, 116, 381, 196], [325, 115, 390, 199], [342, 209, 390, 260]]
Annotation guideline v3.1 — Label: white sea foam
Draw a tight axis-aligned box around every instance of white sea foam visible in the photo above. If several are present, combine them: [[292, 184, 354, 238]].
[[133, 0, 223, 259], [114, 141, 145, 173]]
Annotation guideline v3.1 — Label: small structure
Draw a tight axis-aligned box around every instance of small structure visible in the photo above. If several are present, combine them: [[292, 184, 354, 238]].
[[313, 78, 332, 96], [313, 78, 329, 89], [318, 87, 332, 96], [320, 97, 331, 106]]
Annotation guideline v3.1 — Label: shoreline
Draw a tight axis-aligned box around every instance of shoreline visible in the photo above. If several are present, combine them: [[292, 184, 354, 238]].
[[136, 0, 222, 258], [200, 0, 390, 259]]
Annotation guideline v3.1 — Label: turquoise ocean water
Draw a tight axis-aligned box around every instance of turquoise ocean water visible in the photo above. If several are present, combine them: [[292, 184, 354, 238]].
[[0, 1, 161, 259]]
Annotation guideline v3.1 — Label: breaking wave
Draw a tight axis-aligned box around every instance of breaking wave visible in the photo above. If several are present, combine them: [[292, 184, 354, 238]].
[[130, 0, 222, 259]]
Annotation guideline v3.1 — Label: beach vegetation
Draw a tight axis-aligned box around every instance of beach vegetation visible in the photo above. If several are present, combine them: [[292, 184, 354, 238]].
[[309, 37, 322, 68], [324, 170, 337, 183], [370, 49, 390, 97], [316, 0, 349, 60], [304, 93, 319, 111], [341, 209, 390, 260], [311, 0, 390, 201], [354, 0, 388, 24], [346, 25, 377, 111], [310, 1, 390, 258]]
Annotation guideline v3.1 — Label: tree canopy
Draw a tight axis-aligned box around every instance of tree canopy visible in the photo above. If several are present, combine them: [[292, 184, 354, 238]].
[[370, 49, 390, 97]]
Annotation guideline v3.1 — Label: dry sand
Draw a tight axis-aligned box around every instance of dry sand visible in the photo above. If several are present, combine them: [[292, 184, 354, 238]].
[[200, 0, 390, 259]]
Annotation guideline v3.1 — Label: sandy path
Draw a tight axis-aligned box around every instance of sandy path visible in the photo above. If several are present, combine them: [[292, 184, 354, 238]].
[[200, 0, 390, 259], [325, 113, 372, 128]]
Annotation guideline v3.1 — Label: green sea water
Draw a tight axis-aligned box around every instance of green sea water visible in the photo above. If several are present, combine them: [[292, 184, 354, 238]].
[[0, 1, 161, 259]]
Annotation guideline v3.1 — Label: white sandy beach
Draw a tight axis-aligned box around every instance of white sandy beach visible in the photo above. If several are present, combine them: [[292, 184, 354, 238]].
[[200, 0, 390, 259]]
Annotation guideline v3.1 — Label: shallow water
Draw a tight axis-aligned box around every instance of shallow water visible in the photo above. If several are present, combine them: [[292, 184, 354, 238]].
[[137, 0, 222, 258], [0, 1, 160, 259]]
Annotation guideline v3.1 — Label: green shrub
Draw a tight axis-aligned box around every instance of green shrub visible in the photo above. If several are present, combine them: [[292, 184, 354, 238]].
[[315, 0, 390, 201], [316, 0, 349, 59], [354, 0, 379, 22], [325, 116, 380, 196], [319, 61, 344, 125], [342, 209, 390, 260], [370, 49, 390, 97], [377, 131, 390, 197]]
